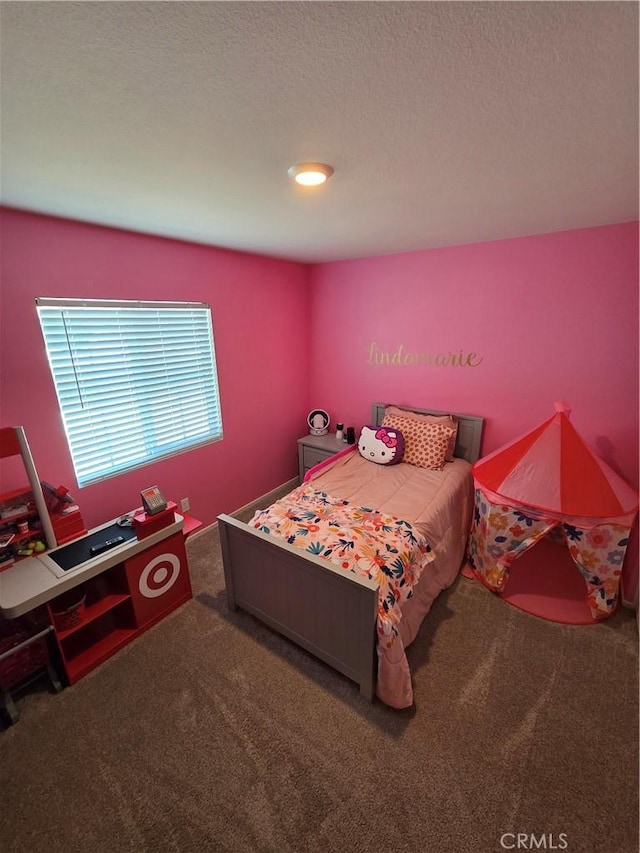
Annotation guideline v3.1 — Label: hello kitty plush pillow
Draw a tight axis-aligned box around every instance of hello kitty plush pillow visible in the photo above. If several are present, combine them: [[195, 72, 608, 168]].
[[358, 425, 404, 465]]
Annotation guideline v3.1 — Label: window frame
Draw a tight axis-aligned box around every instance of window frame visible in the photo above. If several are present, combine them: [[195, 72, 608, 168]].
[[36, 297, 223, 488]]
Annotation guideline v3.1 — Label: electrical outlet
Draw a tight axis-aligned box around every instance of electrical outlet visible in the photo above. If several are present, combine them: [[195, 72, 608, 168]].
[[180, 497, 190, 512]]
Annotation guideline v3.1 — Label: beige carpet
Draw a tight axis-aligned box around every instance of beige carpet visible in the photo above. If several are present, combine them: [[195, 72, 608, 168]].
[[1, 524, 638, 853]]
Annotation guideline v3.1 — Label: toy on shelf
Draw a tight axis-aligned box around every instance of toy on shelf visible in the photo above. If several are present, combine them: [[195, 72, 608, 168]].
[[0, 488, 46, 569], [0, 427, 86, 568], [40, 481, 86, 546]]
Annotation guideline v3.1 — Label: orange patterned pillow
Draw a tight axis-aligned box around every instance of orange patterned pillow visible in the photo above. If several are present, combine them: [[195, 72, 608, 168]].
[[384, 406, 459, 461], [381, 413, 454, 470]]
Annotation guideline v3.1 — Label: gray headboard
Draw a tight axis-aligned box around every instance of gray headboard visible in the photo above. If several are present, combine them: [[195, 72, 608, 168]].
[[371, 403, 484, 464]]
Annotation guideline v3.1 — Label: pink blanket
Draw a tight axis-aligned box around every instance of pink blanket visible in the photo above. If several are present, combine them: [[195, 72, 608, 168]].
[[301, 452, 473, 708], [251, 484, 435, 647]]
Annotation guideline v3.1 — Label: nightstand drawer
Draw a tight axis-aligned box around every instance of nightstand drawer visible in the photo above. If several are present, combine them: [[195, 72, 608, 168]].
[[297, 434, 345, 482], [303, 446, 333, 470]]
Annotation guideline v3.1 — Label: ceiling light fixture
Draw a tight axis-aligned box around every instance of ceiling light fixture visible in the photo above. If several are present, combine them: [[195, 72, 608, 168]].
[[287, 162, 334, 187]]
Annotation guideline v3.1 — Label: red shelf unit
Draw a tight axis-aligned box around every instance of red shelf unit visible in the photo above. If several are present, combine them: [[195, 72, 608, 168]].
[[47, 531, 192, 685], [55, 593, 131, 642], [64, 625, 137, 684], [181, 512, 203, 537]]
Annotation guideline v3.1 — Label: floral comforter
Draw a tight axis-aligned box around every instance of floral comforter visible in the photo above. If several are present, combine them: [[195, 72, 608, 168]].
[[250, 484, 435, 647]]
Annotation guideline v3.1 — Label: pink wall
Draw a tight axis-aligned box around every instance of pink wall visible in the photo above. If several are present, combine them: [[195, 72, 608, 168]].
[[308, 223, 639, 600], [2, 210, 637, 602], [0, 208, 310, 530]]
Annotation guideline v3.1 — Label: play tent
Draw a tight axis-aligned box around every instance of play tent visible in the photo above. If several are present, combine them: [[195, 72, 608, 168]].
[[467, 403, 639, 620]]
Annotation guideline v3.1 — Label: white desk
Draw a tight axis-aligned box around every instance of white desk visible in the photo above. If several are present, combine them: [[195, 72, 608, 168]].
[[0, 511, 194, 686], [0, 513, 183, 618]]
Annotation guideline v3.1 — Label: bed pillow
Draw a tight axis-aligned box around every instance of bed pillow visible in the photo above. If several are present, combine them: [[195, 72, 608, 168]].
[[381, 412, 454, 470], [358, 425, 404, 465], [384, 405, 459, 461]]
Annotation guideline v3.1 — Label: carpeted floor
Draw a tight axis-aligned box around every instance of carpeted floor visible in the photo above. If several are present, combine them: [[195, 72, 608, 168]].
[[1, 523, 638, 853]]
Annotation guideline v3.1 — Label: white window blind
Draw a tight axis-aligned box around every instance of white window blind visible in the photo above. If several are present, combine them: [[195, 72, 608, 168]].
[[36, 298, 223, 487]]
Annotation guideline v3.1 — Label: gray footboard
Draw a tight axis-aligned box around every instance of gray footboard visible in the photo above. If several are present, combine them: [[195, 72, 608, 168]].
[[218, 514, 379, 700]]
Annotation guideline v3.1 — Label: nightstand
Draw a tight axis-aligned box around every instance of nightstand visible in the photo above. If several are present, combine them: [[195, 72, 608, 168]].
[[297, 433, 347, 482]]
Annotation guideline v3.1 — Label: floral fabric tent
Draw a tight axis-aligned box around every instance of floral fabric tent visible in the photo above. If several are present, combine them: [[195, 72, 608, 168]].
[[467, 403, 638, 620]]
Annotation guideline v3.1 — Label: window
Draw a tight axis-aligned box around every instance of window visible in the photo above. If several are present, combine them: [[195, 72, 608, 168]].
[[36, 298, 223, 487]]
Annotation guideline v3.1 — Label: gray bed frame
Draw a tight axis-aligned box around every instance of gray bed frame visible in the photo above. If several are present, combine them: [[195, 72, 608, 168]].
[[218, 403, 484, 701]]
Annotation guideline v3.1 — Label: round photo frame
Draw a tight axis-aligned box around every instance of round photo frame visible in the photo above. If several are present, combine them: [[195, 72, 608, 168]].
[[307, 409, 330, 436]]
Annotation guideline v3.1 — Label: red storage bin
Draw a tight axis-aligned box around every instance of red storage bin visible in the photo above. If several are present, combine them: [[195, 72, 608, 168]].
[[50, 587, 86, 632]]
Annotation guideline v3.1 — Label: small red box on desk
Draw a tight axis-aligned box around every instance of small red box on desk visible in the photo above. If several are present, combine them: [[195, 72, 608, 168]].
[[50, 506, 87, 546], [132, 502, 177, 540]]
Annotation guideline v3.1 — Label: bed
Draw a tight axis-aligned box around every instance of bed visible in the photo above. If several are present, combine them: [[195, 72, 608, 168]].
[[218, 403, 484, 708]]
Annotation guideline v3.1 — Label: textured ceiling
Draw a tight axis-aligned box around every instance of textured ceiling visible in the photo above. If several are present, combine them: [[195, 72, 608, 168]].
[[1, 1, 638, 263]]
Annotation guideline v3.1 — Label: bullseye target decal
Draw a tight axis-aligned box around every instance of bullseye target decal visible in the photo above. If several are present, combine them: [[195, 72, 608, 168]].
[[139, 553, 181, 598]]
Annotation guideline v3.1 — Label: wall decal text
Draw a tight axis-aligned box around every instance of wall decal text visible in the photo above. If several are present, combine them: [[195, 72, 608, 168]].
[[367, 342, 484, 368]]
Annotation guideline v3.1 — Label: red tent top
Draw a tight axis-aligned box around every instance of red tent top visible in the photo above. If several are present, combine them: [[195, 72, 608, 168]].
[[473, 403, 639, 520]]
